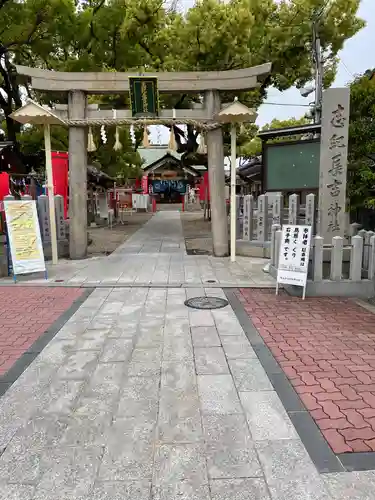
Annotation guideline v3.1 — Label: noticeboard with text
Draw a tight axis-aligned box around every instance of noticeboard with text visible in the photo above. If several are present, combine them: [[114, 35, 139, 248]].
[[129, 77, 159, 117], [277, 225, 312, 288], [4, 200, 45, 276]]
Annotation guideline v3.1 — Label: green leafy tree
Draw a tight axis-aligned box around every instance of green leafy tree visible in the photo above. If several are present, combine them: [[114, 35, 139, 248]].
[[17, 125, 68, 157], [347, 71, 375, 209], [239, 116, 312, 158], [89, 125, 143, 180], [113, 0, 364, 154], [0, 0, 365, 173], [0, 0, 77, 142]]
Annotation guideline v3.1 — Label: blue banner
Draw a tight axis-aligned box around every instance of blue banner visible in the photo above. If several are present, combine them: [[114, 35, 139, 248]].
[[152, 179, 187, 194]]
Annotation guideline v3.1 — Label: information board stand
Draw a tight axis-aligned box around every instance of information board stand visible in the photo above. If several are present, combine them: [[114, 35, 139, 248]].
[[4, 200, 47, 282], [276, 224, 312, 300]]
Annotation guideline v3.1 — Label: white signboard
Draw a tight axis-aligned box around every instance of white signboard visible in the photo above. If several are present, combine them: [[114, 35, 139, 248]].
[[276, 224, 312, 300], [4, 200, 46, 277]]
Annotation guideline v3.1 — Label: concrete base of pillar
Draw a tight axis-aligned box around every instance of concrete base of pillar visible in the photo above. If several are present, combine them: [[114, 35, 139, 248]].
[[269, 265, 375, 298], [43, 240, 69, 260], [236, 240, 271, 258]]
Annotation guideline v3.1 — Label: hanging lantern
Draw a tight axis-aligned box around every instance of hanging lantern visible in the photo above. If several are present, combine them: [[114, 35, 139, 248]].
[[87, 126, 96, 152], [142, 126, 150, 148], [168, 126, 177, 152], [100, 125, 107, 144], [197, 132, 206, 154]]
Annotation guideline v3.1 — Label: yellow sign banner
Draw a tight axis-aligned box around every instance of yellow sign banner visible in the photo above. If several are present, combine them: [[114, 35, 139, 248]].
[[4, 200, 45, 275]]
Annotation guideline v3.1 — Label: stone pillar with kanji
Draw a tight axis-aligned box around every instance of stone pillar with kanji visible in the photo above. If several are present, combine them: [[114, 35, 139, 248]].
[[317, 88, 350, 243]]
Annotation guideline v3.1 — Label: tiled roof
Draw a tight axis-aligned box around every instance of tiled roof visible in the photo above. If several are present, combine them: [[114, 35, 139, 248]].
[[138, 146, 181, 169]]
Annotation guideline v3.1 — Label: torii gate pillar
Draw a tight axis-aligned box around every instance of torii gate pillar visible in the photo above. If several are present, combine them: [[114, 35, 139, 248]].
[[68, 90, 88, 259], [205, 90, 228, 257]]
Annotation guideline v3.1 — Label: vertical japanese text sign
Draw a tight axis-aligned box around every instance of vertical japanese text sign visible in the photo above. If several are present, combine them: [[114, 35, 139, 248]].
[[318, 88, 350, 243], [276, 225, 312, 299], [129, 77, 159, 118]]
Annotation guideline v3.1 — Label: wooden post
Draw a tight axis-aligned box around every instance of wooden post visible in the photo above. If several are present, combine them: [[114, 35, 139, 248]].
[[44, 124, 58, 264]]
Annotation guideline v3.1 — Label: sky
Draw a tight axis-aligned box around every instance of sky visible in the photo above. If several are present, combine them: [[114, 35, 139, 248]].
[[256, 0, 375, 127], [151, 0, 374, 143]]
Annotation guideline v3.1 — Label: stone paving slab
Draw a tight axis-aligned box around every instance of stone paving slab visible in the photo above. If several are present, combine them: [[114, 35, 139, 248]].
[[0, 212, 275, 289], [2, 235, 375, 500], [0, 285, 346, 500]]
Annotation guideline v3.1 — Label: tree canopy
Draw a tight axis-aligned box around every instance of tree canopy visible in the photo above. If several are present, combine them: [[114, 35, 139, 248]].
[[347, 71, 375, 210], [239, 116, 312, 158], [0, 0, 365, 177]]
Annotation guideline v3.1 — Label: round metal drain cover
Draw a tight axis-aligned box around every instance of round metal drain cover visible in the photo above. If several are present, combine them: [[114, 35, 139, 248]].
[[184, 296, 228, 310]]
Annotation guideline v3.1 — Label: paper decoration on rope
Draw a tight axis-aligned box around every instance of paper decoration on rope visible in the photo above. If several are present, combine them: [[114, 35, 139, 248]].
[[130, 125, 135, 145], [87, 126, 96, 152], [197, 133, 206, 154], [142, 126, 150, 148], [113, 109, 122, 151], [168, 126, 177, 152], [100, 125, 107, 144], [114, 128, 122, 151]]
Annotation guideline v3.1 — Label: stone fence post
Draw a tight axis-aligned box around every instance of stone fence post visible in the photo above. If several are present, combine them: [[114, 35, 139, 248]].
[[270, 224, 281, 267], [368, 235, 375, 279], [242, 194, 254, 241], [363, 231, 375, 271], [257, 194, 268, 243], [330, 236, 344, 281], [288, 194, 299, 225], [274, 229, 282, 268], [236, 195, 241, 239], [313, 236, 324, 281], [305, 193, 315, 232], [55, 195, 66, 240], [37, 195, 50, 242], [350, 235, 363, 281], [272, 193, 283, 226]]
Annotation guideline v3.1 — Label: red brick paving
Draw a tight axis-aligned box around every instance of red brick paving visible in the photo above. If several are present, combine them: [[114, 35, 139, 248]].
[[0, 287, 84, 376], [237, 288, 375, 454]]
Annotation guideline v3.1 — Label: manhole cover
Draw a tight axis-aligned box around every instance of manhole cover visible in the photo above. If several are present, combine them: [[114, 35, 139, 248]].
[[184, 296, 229, 310], [205, 279, 217, 283]]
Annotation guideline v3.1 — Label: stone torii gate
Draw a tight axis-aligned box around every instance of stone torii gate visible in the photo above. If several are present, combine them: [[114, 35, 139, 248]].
[[16, 63, 271, 259]]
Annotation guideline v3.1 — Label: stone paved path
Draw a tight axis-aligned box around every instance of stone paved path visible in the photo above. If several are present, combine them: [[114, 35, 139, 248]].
[[0, 211, 275, 288], [237, 288, 375, 455], [1, 212, 375, 499], [0, 287, 83, 378], [0, 286, 335, 500]]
